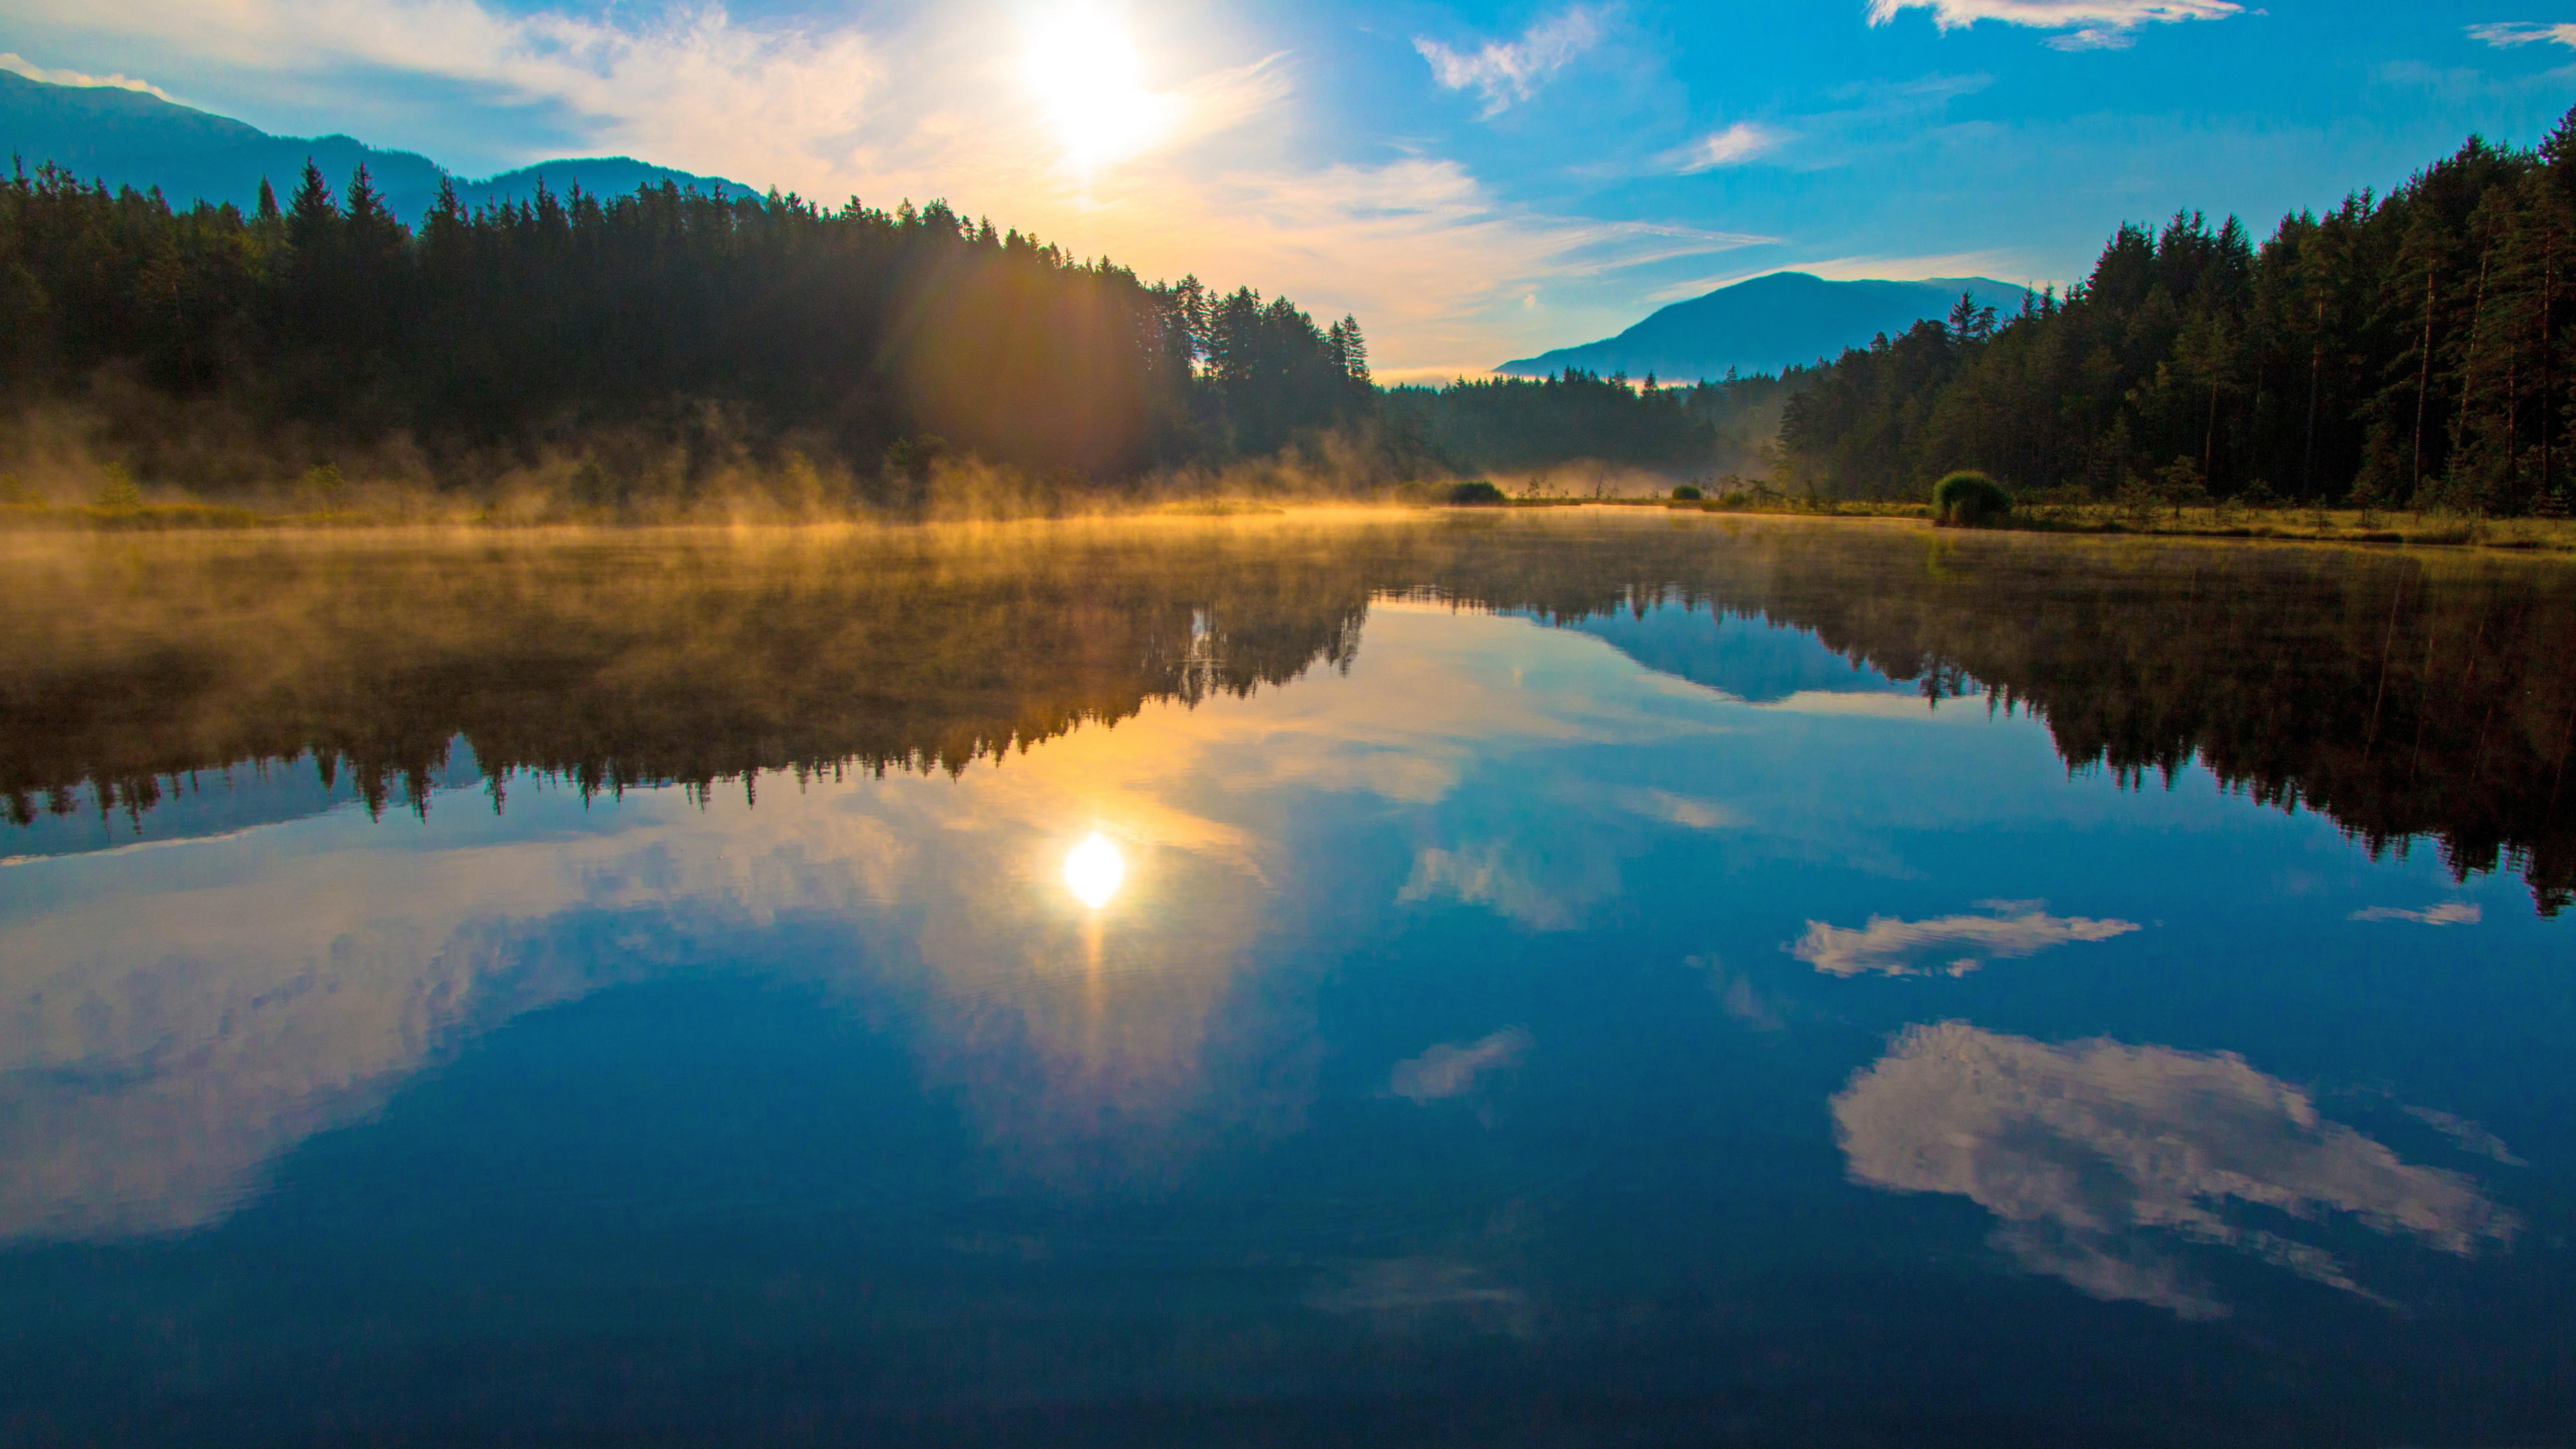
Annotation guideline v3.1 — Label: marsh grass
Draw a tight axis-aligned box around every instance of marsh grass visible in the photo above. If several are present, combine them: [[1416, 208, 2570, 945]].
[[1982, 503, 2576, 553], [5, 480, 2574, 560]]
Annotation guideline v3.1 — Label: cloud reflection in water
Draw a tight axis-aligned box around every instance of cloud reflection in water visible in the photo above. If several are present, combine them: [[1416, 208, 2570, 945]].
[[1794, 905, 2139, 977], [1832, 1023, 2519, 1319], [1388, 1028, 1532, 1104]]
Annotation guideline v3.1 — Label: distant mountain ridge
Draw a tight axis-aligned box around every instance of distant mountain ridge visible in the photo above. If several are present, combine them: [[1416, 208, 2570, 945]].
[[1500, 271, 2033, 384], [0, 70, 753, 221]]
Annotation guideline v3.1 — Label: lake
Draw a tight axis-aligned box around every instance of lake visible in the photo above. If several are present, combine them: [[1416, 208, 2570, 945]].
[[3, 513, 2570, 1445]]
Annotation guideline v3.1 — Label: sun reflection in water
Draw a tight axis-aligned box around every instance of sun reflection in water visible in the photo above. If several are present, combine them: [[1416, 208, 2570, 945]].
[[1064, 832, 1125, 909]]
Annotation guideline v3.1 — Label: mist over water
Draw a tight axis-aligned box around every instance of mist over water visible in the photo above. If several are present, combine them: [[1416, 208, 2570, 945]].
[[2, 514, 2570, 1444]]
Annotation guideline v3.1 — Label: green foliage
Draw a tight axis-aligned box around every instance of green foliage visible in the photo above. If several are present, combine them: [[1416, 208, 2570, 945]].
[[1381, 367, 1810, 477], [0, 163, 1371, 499], [1671, 484, 1704, 500], [299, 463, 346, 504], [93, 464, 142, 510], [1932, 470, 2011, 526], [1444, 480, 1506, 505], [1780, 109, 2576, 516]]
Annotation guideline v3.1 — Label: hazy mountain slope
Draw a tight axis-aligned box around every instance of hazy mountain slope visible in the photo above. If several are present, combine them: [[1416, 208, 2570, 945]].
[[0, 71, 751, 220], [1500, 271, 2032, 383]]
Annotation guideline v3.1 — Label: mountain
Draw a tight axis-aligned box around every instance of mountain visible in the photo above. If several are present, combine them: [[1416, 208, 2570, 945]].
[[0, 70, 753, 221], [1499, 271, 2033, 384]]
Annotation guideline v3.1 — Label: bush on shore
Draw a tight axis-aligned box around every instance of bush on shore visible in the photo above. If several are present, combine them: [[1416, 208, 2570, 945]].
[[1933, 470, 2013, 527]]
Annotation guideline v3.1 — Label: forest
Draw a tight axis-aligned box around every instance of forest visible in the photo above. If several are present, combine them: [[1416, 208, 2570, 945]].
[[1383, 367, 1805, 485], [14, 103, 2576, 510], [0, 160, 1376, 505], [1781, 106, 2576, 513]]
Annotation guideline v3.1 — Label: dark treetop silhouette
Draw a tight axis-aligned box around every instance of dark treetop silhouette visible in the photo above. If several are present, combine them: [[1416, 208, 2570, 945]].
[[1781, 107, 2576, 514]]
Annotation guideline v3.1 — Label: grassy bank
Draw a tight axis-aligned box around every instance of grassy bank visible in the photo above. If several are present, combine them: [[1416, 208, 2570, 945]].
[[1480, 494, 2576, 555], [12, 493, 2576, 559], [1969, 503, 2576, 553]]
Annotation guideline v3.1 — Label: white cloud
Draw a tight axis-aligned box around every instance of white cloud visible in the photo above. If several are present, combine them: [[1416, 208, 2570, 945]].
[[1647, 251, 2043, 307], [1397, 844, 1576, 928], [2403, 1105, 2525, 1166], [1415, 5, 1603, 118], [0, 51, 178, 100], [2469, 21, 2576, 49], [1866, 1, 2242, 51], [8, 0, 892, 193], [1789, 250, 2035, 282], [1387, 1028, 1532, 1103], [1305, 1257, 1532, 1336], [2349, 901, 2481, 925], [1833, 1023, 2519, 1317], [1607, 787, 1744, 830], [1669, 121, 1790, 173], [1792, 904, 2138, 976], [5, 0, 1755, 372]]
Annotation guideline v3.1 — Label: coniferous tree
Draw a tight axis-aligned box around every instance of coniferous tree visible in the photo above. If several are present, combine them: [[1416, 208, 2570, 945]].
[[1781, 109, 2576, 512], [0, 162, 1381, 497]]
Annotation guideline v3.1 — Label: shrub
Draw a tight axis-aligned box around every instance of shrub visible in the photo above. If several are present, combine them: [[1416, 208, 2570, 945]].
[[299, 463, 347, 506], [93, 465, 143, 511], [1671, 484, 1704, 501], [1931, 470, 2011, 527], [1444, 479, 1506, 505]]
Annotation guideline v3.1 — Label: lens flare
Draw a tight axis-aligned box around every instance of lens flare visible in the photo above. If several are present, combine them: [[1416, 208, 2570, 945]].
[[1064, 832, 1125, 909]]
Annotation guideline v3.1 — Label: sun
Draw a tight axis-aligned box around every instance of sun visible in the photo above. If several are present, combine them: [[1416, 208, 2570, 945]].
[[1021, 2, 1177, 175], [1064, 832, 1126, 910]]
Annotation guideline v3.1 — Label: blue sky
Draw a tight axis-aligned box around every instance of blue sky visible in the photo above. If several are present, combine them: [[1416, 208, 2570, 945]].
[[3, 2, 2571, 376]]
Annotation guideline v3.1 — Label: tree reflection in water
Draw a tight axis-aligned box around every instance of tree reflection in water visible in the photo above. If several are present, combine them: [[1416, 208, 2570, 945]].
[[9, 516, 2572, 907]]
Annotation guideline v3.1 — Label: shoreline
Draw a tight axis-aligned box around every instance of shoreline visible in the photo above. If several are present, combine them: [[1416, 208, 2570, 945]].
[[7, 495, 2574, 559]]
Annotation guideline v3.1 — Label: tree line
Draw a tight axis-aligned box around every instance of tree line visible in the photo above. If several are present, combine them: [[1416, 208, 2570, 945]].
[[0, 158, 1374, 501], [1781, 106, 2576, 512], [1384, 366, 1808, 482]]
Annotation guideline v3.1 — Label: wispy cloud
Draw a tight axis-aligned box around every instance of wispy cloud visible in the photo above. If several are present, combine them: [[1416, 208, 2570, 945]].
[[1607, 787, 1744, 829], [1647, 250, 2039, 302], [5, 0, 1743, 372], [1668, 121, 1790, 173], [2350, 902, 2481, 925], [2468, 21, 2576, 49], [1388, 1028, 1532, 1103], [2402, 1105, 2525, 1166], [0, 51, 177, 101], [1397, 843, 1588, 928], [1834, 1023, 2520, 1319], [1415, 5, 1603, 118], [1867, 0, 2243, 51], [1793, 904, 2138, 977], [1305, 1258, 1532, 1336], [1785, 250, 2035, 282], [8, 0, 891, 190]]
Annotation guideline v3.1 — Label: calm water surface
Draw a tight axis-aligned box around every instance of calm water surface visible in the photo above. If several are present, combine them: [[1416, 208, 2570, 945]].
[[3, 515, 2571, 1445]]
